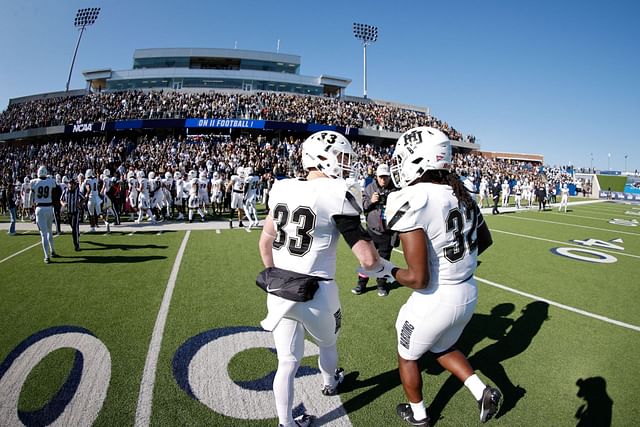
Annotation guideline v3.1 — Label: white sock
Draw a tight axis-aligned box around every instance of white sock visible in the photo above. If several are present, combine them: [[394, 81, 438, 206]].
[[464, 374, 486, 401], [410, 400, 427, 421]]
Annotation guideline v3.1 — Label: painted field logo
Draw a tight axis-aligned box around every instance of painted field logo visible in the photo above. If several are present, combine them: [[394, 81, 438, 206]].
[[0, 326, 111, 427], [551, 238, 624, 264], [172, 326, 352, 426]]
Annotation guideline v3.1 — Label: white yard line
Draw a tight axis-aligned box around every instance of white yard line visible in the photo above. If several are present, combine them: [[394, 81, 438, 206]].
[[544, 212, 618, 221], [501, 215, 640, 236], [392, 247, 640, 332], [135, 230, 191, 427], [491, 229, 640, 259], [474, 276, 640, 332], [0, 235, 61, 264]]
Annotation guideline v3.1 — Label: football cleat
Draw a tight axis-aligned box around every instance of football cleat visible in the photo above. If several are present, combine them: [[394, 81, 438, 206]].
[[44, 257, 50, 264], [478, 386, 501, 423], [396, 403, 430, 427], [351, 286, 363, 295], [377, 288, 388, 297], [279, 413, 315, 427], [321, 368, 344, 396]]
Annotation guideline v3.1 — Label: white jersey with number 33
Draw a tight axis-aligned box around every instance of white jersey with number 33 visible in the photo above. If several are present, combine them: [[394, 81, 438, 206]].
[[268, 177, 362, 279], [386, 182, 484, 287]]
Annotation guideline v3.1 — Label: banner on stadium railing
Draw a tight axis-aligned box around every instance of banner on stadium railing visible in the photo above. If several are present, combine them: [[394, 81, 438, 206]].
[[599, 191, 640, 201], [61, 118, 359, 136], [185, 118, 266, 129], [65, 122, 113, 133]]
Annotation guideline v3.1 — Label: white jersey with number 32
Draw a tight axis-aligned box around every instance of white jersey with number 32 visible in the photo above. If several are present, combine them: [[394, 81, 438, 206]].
[[386, 182, 484, 287], [268, 177, 362, 279]]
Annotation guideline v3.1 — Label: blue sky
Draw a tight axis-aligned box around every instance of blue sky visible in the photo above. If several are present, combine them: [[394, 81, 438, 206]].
[[1, 0, 638, 171]]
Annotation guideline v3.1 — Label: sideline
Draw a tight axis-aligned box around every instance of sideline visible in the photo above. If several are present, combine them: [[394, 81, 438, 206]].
[[135, 230, 191, 427], [392, 247, 640, 332]]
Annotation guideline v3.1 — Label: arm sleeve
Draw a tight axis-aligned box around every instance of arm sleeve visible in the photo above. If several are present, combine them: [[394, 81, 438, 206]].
[[333, 215, 371, 247]]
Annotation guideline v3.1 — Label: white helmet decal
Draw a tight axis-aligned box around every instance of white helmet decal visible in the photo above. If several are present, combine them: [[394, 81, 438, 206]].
[[391, 127, 451, 188], [301, 131, 355, 179]]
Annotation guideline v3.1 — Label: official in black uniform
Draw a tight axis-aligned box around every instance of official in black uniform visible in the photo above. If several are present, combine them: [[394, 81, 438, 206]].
[[61, 178, 84, 251]]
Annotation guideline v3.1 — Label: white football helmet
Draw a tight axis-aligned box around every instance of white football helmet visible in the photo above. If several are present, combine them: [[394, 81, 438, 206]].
[[391, 126, 451, 188], [85, 169, 94, 178], [23, 177, 30, 184], [55, 173, 62, 183], [213, 171, 219, 179], [137, 171, 145, 179], [103, 169, 111, 177], [301, 131, 355, 179], [149, 171, 156, 180], [199, 170, 206, 179], [174, 171, 182, 179], [188, 170, 197, 180], [37, 166, 48, 178], [127, 171, 135, 180], [236, 167, 245, 178], [62, 175, 69, 184]]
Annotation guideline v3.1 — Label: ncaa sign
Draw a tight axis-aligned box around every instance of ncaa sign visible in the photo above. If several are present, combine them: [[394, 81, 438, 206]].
[[70, 122, 108, 133]]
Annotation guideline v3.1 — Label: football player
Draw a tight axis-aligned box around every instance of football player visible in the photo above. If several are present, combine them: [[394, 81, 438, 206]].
[[210, 171, 224, 216], [127, 171, 139, 221], [243, 166, 260, 227], [258, 131, 387, 427], [148, 172, 163, 222], [163, 171, 174, 219], [32, 166, 58, 263], [135, 171, 155, 224], [187, 170, 205, 222], [227, 166, 245, 228], [501, 179, 510, 207], [84, 169, 101, 232], [174, 171, 186, 221], [20, 176, 32, 221], [198, 170, 210, 216], [364, 127, 501, 426], [559, 183, 569, 212]]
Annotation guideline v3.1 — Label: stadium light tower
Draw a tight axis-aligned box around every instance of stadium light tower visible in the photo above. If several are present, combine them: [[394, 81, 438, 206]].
[[65, 7, 101, 92], [353, 22, 378, 99]]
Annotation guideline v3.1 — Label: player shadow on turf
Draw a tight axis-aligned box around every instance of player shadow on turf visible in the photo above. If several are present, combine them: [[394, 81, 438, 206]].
[[61, 254, 168, 263], [575, 376, 613, 427], [80, 241, 169, 251], [427, 301, 549, 425], [337, 303, 517, 414]]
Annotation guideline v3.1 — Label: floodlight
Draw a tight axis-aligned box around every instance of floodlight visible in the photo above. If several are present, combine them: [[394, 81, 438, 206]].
[[66, 8, 101, 92], [353, 22, 379, 98]]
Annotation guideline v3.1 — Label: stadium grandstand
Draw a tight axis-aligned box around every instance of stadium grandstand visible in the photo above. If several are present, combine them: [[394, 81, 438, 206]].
[[1, 45, 607, 227]]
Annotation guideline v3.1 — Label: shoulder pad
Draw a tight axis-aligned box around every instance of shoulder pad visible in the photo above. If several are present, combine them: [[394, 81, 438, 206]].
[[386, 185, 428, 232]]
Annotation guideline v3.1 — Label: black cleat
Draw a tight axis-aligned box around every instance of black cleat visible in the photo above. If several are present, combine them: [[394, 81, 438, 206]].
[[279, 413, 315, 427], [351, 286, 364, 295], [479, 386, 501, 423], [321, 368, 345, 396], [396, 403, 430, 426]]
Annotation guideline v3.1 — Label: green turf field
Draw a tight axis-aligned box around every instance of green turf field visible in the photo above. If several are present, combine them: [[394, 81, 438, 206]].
[[1, 200, 638, 426]]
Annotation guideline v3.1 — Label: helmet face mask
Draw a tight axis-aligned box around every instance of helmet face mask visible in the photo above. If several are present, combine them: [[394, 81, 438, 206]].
[[302, 131, 355, 179], [391, 127, 452, 188]]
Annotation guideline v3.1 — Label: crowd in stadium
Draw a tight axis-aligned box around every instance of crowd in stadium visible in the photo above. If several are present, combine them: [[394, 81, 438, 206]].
[[0, 130, 583, 224], [0, 90, 473, 142]]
